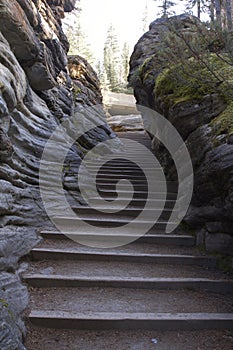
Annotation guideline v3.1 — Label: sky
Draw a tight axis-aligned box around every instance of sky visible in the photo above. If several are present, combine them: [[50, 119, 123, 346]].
[[63, 0, 204, 61]]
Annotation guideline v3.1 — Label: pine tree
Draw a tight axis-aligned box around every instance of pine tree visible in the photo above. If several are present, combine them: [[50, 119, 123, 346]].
[[66, 21, 94, 64], [103, 24, 121, 92], [121, 42, 130, 89], [142, 1, 149, 32], [95, 60, 110, 91], [155, 0, 177, 17], [186, 0, 211, 18], [225, 0, 232, 30]]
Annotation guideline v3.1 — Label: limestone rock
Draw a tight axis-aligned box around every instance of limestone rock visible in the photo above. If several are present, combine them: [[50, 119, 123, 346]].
[[0, 0, 40, 63], [68, 55, 103, 106], [107, 114, 144, 132], [0, 0, 119, 347], [0, 272, 28, 350], [129, 14, 233, 255]]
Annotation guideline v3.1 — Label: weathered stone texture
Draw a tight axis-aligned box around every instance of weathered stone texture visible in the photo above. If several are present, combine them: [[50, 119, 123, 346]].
[[0, 0, 117, 347], [129, 14, 233, 256]]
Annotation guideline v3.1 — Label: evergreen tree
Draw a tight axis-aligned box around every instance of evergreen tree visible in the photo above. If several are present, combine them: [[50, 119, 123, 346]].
[[66, 20, 94, 64], [224, 0, 232, 30], [103, 24, 121, 92], [142, 1, 149, 32], [215, 0, 222, 26], [95, 60, 110, 91], [185, 0, 208, 18], [155, 0, 177, 17], [121, 42, 130, 89]]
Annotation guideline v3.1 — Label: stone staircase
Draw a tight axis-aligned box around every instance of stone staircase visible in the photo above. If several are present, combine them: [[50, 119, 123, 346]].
[[23, 132, 233, 349]]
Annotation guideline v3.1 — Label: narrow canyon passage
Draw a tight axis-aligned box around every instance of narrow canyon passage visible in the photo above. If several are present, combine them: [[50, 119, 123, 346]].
[[1, 1, 233, 349], [23, 130, 233, 349]]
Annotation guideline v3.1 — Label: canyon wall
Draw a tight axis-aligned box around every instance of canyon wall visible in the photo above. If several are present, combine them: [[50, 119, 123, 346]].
[[129, 14, 233, 257], [0, 1, 118, 348]]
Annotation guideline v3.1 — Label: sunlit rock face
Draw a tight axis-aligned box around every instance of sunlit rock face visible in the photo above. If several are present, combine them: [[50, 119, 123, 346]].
[[129, 14, 233, 256], [0, 1, 117, 347]]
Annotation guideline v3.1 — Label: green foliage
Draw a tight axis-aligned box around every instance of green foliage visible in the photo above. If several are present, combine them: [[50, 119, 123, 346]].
[[72, 86, 82, 100], [155, 0, 177, 17], [101, 26, 131, 93], [135, 17, 233, 129], [185, 0, 208, 19], [103, 24, 121, 92], [211, 102, 233, 136], [138, 17, 233, 140], [0, 298, 8, 308], [155, 53, 233, 110], [121, 42, 130, 89], [64, 8, 94, 65], [0, 298, 14, 319]]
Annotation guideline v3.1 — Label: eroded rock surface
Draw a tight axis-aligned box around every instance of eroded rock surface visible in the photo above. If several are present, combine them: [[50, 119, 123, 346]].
[[0, 1, 118, 347], [129, 14, 233, 256]]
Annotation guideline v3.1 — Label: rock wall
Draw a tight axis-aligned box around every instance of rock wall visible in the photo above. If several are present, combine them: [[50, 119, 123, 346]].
[[0, 1, 118, 348], [129, 15, 233, 257]]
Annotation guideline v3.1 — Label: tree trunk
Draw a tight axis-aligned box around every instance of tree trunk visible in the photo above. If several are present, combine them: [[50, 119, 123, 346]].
[[215, 0, 222, 28], [210, 0, 215, 24], [197, 0, 201, 18], [226, 0, 232, 30]]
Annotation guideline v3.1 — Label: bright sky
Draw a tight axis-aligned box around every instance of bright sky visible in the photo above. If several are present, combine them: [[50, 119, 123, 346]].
[[64, 0, 205, 61]]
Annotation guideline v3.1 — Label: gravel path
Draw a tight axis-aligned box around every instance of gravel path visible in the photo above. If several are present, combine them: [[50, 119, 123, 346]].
[[25, 327, 233, 350], [36, 239, 205, 256], [29, 287, 233, 313], [27, 259, 231, 280]]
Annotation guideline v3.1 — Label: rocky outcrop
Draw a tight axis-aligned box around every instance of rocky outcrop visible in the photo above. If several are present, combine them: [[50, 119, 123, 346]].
[[129, 14, 233, 256], [0, 1, 118, 348], [107, 114, 144, 132]]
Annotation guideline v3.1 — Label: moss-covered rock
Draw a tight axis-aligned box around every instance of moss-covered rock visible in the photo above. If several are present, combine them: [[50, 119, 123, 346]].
[[154, 54, 233, 113], [211, 102, 233, 136], [129, 14, 233, 256]]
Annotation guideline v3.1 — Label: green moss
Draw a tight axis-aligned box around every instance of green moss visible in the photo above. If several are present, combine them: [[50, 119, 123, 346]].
[[154, 54, 233, 111], [73, 86, 82, 100], [138, 56, 154, 76], [211, 102, 233, 136], [0, 298, 14, 319], [0, 298, 8, 308]]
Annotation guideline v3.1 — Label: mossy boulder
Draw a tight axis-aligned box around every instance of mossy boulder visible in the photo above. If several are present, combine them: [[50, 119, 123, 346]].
[[129, 14, 233, 255]]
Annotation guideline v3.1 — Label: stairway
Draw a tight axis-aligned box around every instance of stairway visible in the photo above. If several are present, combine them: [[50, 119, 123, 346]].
[[24, 132, 233, 349]]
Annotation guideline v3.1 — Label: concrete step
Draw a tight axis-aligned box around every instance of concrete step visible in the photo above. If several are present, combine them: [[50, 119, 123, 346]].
[[51, 216, 174, 232], [48, 218, 179, 239], [94, 174, 156, 180], [39, 231, 195, 246], [30, 248, 217, 267], [85, 159, 160, 169], [85, 195, 176, 210], [24, 327, 233, 350], [23, 274, 233, 294], [88, 169, 159, 176], [28, 311, 233, 330], [96, 177, 161, 183], [72, 207, 175, 221], [85, 197, 175, 208], [28, 286, 233, 314], [97, 182, 178, 191], [97, 189, 177, 199], [86, 165, 157, 171], [26, 259, 226, 280], [31, 239, 201, 255]]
